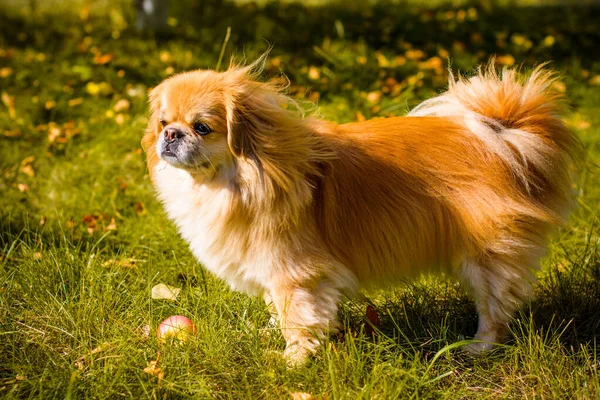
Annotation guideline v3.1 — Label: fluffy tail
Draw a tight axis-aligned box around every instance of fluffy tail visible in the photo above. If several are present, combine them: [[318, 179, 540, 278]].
[[409, 63, 581, 220]]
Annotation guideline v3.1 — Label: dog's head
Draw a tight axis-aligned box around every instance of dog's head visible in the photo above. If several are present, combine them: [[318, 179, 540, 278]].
[[142, 62, 298, 178]]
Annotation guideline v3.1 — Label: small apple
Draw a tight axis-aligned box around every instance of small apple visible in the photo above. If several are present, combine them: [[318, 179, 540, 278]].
[[156, 315, 197, 343]]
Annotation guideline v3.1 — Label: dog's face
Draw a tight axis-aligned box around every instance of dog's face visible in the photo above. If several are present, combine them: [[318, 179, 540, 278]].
[[143, 65, 322, 193], [144, 70, 235, 175]]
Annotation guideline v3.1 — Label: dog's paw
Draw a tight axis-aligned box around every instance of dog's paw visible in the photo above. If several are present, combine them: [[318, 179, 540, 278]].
[[283, 338, 321, 367], [463, 340, 497, 355]]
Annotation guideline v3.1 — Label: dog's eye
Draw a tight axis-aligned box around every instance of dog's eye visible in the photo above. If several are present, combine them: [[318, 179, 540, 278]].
[[193, 122, 212, 135], [159, 119, 167, 127]]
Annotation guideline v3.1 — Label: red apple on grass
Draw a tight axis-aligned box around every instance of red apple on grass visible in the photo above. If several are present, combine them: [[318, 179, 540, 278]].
[[156, 315, 197, 343]]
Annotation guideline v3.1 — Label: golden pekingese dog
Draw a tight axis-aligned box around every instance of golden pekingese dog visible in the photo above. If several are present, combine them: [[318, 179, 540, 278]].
[[142, 58, 580, 365]]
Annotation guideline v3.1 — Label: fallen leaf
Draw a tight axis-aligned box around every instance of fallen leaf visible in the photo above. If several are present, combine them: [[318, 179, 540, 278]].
[[159, 51, 171, 63], [17, 183, 29, 192], [134, 202, 147, 216], [151, 283, 181, 302], [366, 91, 382, 104], [143, 360, 164, 380], [365, 305, 381, 336], [290, 392, 314, 400], [93, 53, 114, 65], [405, 49, 426, 60], [308, 66, 320, 80], [113, 99, 130, 112], [68, 98, 84, 107], [552, 81, 566, 93], [141, 325, 151, 339], [3, 129, 21, 137], [105, 217, 117, 231], [20, 156, 35, 177], [1, 91, 16, 119], [115, 113, 125, 125], [0, 67, 13, 78], [496, 55, 515, 66]]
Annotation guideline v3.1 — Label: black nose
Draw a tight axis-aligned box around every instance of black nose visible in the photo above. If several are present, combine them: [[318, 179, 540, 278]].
[[164, 127, 184, 143]]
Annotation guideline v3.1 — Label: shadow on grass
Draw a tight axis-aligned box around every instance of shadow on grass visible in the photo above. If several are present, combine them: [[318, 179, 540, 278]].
[[347, 250, 600, 357]]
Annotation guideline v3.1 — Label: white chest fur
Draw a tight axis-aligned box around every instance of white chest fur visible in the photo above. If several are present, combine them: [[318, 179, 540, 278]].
[[153, 161, 271, 295]]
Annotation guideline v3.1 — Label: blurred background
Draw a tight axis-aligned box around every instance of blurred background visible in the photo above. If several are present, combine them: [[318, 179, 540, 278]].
[[1, 0, 599, 398]]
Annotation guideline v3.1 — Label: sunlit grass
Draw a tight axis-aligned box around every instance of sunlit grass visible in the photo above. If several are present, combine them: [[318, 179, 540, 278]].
[[1, 0, 600, 398]]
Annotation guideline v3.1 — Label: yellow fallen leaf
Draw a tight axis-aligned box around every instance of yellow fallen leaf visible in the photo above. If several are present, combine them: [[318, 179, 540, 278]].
[[143, 360, 164, 380], [308, 66, 320, 80], [405, 49, 426, 60], [113, 99, 130, 112], [152, 283, 181, 301], [552, 81, 566, 93], [366, 91, 382, 104], [496, 55, 515, 66], [1, 91, 16, 119], [115, 113, 125, 125], [0, 67, 13, 78], [20, 156, 35, 177], [68, 98, 83, 107], [93, 53, 114, 65], [290, 392, 314, 400], [105, 217, 117, 231], [159, 51, 171, 63]]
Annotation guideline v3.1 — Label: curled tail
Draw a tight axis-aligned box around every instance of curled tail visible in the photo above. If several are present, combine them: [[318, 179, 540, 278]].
[[409, 63, 582, 220]]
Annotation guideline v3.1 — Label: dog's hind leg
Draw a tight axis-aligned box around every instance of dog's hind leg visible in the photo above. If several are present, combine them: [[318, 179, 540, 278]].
[[458, 245, 542, 354]]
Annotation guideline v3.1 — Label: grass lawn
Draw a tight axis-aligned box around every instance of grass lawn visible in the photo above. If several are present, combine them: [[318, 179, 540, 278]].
[[1, 0, 600, 398]]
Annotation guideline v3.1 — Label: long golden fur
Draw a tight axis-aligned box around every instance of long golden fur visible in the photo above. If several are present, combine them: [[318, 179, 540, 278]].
[[142, 60, 580, 364]]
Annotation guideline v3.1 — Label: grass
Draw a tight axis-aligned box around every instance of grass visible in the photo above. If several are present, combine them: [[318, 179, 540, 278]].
[[1, 0, 600, 398]]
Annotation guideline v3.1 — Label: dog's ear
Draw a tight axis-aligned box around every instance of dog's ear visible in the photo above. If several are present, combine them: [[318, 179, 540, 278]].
[[225, 75, 275, 161]]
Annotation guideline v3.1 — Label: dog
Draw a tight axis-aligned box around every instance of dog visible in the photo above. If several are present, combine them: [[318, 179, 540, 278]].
[[142, 59, 580, 365]]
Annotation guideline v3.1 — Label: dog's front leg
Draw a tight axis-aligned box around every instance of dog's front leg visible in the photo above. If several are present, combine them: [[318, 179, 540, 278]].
[[268, 278, 342, 366]]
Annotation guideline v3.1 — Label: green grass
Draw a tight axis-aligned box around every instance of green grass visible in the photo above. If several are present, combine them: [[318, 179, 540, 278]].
[[1, 0, 600, 398]]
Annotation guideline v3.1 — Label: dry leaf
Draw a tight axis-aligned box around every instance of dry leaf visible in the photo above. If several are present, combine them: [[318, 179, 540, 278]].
[[105, 217, 117, 231], [290, 392, 314, 400], [134, 202, 147, 216], [1, 67, 13, 78], [405, 49, 426, 60], [20, 156, 35, 177], [93, 53, 114, 65], [3, 129, 21, 137], [365, 305, 381, 336], [68, 98, 83, 107], [113, 99, 130, 112], [366, 91, 382, 104], [151, 283, 181, 302], [17, 183, 29, 192], [308, 66, 320, 80], [143, 360, 164, 380], [115, 113, 125, 125], [1, 91, 16, 119]]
